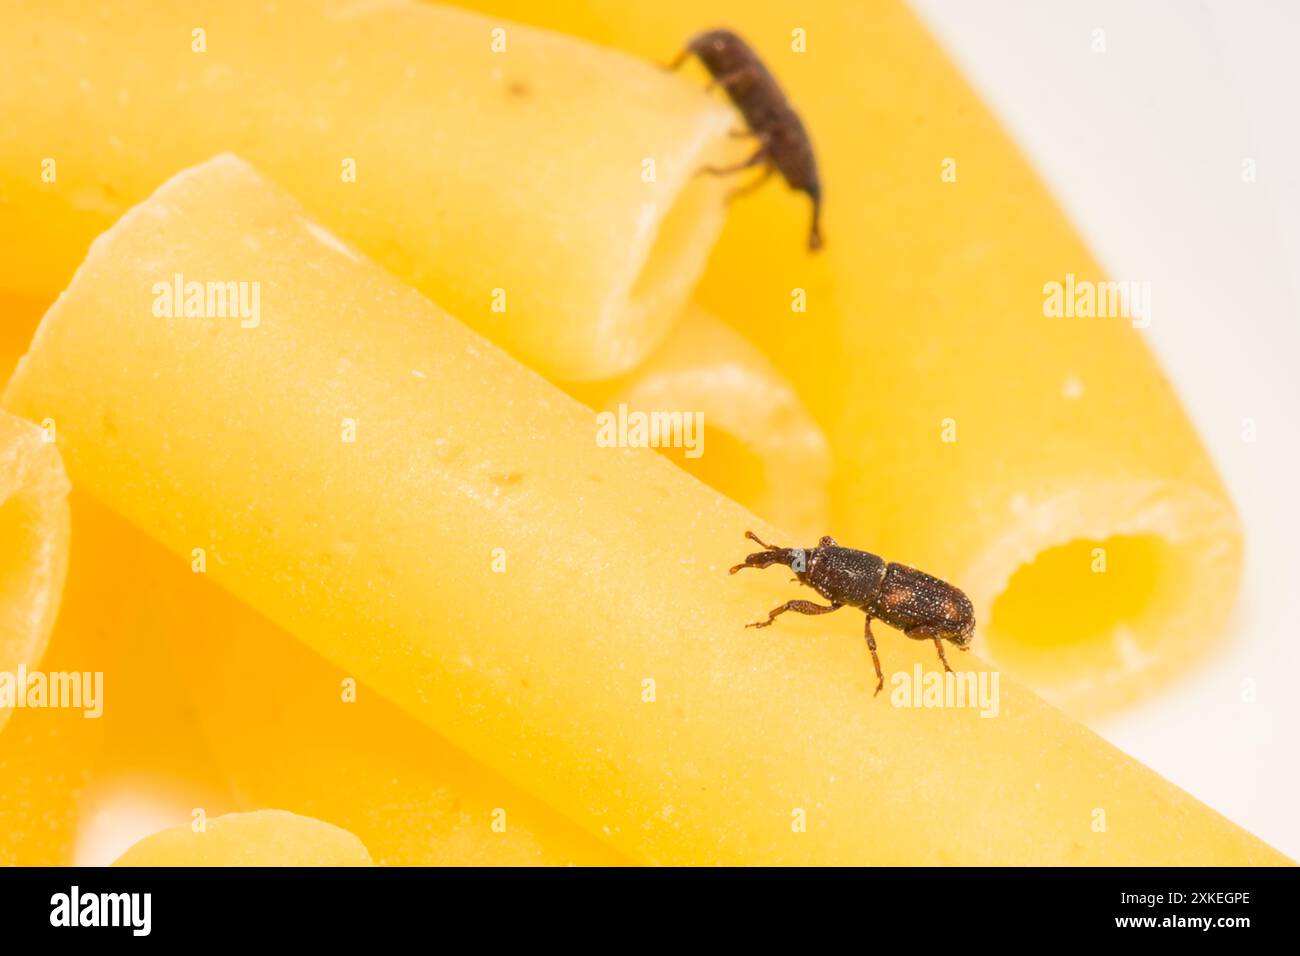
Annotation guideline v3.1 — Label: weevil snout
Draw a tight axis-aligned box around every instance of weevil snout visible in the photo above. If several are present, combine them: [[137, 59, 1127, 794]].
[[728, 531, 802, 574], [729, 549, 794, 573]]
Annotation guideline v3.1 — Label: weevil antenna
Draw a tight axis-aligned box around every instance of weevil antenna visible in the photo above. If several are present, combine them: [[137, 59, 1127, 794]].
[[664, 47, 691, 71], [744, 530, 778, 550]]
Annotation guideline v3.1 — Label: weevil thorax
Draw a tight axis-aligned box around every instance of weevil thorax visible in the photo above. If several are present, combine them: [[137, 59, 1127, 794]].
[[802, 546, 887, 608]]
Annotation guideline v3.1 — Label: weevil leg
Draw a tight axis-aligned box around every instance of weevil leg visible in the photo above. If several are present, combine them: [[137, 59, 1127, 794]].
[[746, 600, 842, 629], [728, 163, 776, 202], [697, 147, 767, 177], [864, 617, 885, 697], [932, 638, 954, 674], [807, 192, 824, 252], [904, 626, 956, 674]]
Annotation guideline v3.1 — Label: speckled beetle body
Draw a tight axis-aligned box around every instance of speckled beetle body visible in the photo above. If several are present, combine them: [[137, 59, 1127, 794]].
[[668, 28, 823, 250], [730, 531, 975, 696]]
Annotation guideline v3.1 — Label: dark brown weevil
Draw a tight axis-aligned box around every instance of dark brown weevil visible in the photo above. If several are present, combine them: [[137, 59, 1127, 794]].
[[668, 28, 823, 250], [730, 531, 975, 696]]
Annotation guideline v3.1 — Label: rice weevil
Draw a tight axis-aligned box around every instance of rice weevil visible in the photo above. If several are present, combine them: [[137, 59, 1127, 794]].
[[730, 531, 975, 696], [668, 28, 823, 250]]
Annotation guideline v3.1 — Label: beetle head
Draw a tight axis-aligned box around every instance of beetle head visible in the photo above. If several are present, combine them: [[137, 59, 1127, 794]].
[[688, 29, 748, 76]]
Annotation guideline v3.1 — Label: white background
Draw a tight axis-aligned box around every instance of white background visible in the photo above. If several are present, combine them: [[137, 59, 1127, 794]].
[[908, 0, 1300, 858]]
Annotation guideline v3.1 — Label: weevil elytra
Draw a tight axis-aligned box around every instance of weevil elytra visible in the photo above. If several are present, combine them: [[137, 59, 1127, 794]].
[[668, 28, 823, 251], [730, 531, 975, 696]]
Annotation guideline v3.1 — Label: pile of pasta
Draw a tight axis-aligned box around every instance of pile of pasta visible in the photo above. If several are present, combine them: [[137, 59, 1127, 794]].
[[0, 0, 1286, 865]]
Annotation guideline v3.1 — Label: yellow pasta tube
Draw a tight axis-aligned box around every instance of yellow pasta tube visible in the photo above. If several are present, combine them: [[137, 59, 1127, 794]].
[[113, 810, 374, 866], [2, 293, 50, 387], [0, 409, 70, 733], [466, 0, 1246, 717], [5, 155, 1283, 865], [0, 0, 736, 381], [0, 701, 81, 864], [574, 305, 830, 538], [2, 492, 610, 865], [1, 493, 233, 866], [141, 538, 625, 866]]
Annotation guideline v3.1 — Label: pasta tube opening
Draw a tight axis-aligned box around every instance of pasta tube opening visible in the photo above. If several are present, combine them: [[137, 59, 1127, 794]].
[[608, 175, 733, 379], [965, 483, 1241, 715], [0, 0, 737, 382], [579, 307, 831, 538], [0, 411, 72, 732]]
